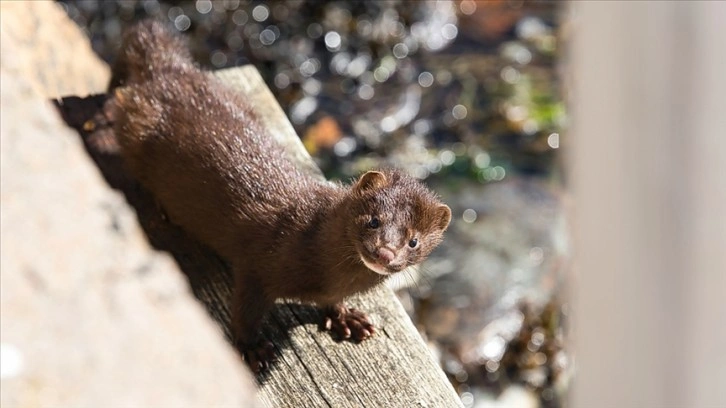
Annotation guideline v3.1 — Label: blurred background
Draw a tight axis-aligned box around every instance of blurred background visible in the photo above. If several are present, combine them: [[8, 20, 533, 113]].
[[57, 1, 570, 406]]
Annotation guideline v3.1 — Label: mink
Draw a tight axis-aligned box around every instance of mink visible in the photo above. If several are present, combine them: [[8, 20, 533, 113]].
[[109, 20, 451, 372]]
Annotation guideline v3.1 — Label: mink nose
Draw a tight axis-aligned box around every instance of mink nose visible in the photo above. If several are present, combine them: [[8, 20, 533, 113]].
[[376, 248, 395, 264]]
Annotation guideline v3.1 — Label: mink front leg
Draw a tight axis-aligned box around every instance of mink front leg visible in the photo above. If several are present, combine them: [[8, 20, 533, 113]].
[[231, 276, 275, 373], [322, 303, 376, 342]]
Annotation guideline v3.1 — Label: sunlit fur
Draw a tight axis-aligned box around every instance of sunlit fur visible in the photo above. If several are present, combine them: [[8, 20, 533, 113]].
[[345, 170, 451, 275], [111, 20, 451, 348]]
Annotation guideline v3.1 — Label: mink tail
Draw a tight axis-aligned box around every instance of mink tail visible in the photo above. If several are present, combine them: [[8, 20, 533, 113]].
[[109, 19, 194, 90]]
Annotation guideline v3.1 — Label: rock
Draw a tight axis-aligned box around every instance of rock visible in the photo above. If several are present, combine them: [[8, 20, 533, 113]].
[[0, 1, 110, 98], [0, 3, 258, 407]]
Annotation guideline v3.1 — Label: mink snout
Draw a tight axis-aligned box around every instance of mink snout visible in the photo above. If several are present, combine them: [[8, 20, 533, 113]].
[[375, 247, 396, 264]]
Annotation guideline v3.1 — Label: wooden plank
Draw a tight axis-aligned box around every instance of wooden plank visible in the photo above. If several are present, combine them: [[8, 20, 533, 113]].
[[56, 66, 462, 408]]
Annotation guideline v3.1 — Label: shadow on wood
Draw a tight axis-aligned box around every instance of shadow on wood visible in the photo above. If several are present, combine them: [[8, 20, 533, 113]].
[[52, 93, 308, 370]]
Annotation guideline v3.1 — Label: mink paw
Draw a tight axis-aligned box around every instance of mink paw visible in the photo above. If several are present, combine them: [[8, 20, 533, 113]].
[[323, 305, 376, 342], [239, 340, 276, 374], [82, 95, 120, 154]]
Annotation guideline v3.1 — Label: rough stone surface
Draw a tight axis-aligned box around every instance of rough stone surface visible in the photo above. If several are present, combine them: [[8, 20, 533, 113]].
[[0, 1, 110, 98], [0, 3, 258, 407]]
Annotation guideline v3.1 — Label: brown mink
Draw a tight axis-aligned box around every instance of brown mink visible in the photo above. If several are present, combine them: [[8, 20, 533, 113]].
[[110, 20, 451, 372]]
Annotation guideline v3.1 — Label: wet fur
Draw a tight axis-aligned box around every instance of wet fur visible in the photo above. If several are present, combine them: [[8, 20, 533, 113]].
[[111, 20, 451, 350]]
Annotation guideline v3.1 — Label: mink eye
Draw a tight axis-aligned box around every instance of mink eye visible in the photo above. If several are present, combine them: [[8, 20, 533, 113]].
[[368, 217, 380, 229], [408, 238, 418, 248]]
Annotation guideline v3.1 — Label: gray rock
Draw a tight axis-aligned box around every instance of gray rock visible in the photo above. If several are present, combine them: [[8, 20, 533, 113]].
[[0, 1, 110, 98], [0, 2, 258, 407]]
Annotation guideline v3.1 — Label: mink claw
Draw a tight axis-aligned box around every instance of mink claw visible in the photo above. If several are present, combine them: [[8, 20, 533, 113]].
[[323, 305, 376, 342], [240, 340, 277, 374]]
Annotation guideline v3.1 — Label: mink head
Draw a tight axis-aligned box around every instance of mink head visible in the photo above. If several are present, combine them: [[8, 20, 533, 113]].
[[346, 170, 452, 276]]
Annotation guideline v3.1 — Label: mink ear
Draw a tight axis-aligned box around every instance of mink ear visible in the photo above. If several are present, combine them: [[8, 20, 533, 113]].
[[354, 171, 387, 193], [435, 204, 452, 231]]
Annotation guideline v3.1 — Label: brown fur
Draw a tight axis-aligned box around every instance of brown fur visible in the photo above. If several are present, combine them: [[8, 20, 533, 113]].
[[111, 20, 451, 357]]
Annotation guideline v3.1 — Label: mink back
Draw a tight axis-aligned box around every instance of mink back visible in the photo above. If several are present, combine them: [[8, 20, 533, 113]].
[[109, 19, 195, 89], [110, 21, 451, 306], [111, 20, 333, 261]]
